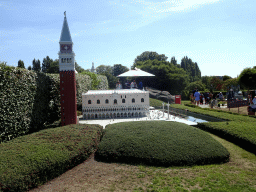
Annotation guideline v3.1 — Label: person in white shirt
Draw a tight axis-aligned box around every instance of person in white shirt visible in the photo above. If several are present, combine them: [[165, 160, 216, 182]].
[[130, 80, 137, 89]]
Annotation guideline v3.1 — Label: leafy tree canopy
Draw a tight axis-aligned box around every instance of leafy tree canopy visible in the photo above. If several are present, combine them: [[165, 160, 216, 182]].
[[32, 58, 41, 72], [134, 59, 189, 95], [133, 51, 168, 67], [75, 62, 85, 73], [42, 56, 53, 73], [113, 64, 129, 76], [96, 65, 118, 89], [80, 71, 100, 90], [238, 67, 256, 90], [17, 60, 25, 68], [223, 75, 232, 81]]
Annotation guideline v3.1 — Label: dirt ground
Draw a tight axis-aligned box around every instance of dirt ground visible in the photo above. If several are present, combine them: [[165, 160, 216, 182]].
[[212, 106, 249, 115], [29, 153, 144, 192]]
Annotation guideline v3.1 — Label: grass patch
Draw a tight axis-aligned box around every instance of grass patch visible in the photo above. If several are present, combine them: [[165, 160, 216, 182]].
[[162, 100, 256, 155], [0, 124, 103, 192], [95, 121, 229, 167]]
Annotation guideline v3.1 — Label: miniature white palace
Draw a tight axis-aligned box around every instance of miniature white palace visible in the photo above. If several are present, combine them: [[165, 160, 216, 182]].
[[82, 89, 150, 119]]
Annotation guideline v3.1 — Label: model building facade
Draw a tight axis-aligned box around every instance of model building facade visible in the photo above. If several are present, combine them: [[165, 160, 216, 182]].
[[82, 89, 150, 119]]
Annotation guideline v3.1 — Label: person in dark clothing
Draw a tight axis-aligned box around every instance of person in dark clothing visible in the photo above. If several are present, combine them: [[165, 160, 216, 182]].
[[138, 81, 143, 90], [204, 92, 208, 104]]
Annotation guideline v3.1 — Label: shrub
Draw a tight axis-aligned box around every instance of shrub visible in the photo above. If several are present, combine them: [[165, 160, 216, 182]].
[[0, 124, 103, 192], [95, 121, 230, 167]]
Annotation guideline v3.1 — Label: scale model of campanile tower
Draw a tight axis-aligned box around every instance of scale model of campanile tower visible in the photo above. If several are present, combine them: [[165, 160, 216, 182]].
[[58, 12, 77, 126]]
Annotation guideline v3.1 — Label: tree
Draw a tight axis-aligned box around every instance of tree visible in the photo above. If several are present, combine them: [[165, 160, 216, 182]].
[[135, 59, 189, 95], [210, 77, 224, 91], [182, 80, 206, 99], [223, 75, 232, 81], [75, 62, 85, 73], [28, 66, 32, 70], [223, 78, 239, 91], [113, 64, 129, 76], [180, 56, 201, 82], [170, 56, 177, 65], [96, 65, 117, 89], [17, 60, 25, 68], [133, 51, 168, 67], [32, 58, 41, 72], [48, 59, 59, 73], [42, 56, 53, 73], [238, 67, 256, 90]]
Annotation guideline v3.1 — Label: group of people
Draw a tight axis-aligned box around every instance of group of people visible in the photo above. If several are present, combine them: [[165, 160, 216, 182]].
[[191, 88, 224, 106], [116, 80, 143, 90]]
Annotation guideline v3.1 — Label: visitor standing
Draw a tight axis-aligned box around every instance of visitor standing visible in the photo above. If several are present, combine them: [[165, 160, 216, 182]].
[[125, 80, 130, 89], [219, 92, 223, 101], [192, 88, 197, 97], [130, 80, 137, 89], [138, 81, 143, 90], [194, 90, 200, 106], [200, 94, 204, 105], [204, 92, 209, 105]]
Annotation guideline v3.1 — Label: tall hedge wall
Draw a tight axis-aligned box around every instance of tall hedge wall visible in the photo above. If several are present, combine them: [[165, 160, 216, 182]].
[[0, 65, 108, 143]]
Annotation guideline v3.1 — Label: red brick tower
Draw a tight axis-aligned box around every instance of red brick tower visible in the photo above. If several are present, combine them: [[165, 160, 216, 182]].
[[58, 12, 77, 126]]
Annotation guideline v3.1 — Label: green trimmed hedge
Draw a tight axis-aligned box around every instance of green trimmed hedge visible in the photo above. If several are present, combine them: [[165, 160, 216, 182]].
[[95, 121, 230, 167], [0, 124, 103, 192], [0, 64, 108, 143], [165, 101, 256, 155]]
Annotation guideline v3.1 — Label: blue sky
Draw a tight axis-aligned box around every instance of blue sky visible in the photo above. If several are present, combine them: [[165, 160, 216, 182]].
[[0, 0, 255, 78]]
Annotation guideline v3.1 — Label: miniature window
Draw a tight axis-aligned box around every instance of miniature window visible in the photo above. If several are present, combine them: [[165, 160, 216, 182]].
[[97, 99, 100, 104], [122, 99, 125, 103], [114, 99, 117, 104], [88, 100, 91, 104], [141, 98, 144, 102], [132, 98, 135, 103], [105, 99, 109, 104]]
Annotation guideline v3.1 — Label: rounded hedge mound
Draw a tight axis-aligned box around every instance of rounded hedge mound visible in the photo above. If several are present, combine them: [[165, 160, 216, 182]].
[[95, 121, 230, 167]]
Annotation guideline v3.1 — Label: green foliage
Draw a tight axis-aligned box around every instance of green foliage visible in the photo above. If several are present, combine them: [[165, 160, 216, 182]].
[[210, 76, 224, 91], [149, 98, 167, 107], [0, 124, 103, 192], [75, 62, 85, 73], [32, 58, 41, 72], [95, 121, 230, 167], [17, 60, 25, 68], [166, 100, 256, 155], [47, 59, 59, 73], [238, 67, 256, 90], [223, 75, 232, 81], [0, 65, 61, 142], [182, 80, 206, 100], [223, 78, 239, 91], [133, 51, 168, 66], [180, 56, 201, 82], [27, 66, 32, 70], [80, 71, 101, 90], [42, 56, 53, 73], [201, 76, 214, 90], [113, 64, 129, 76], [96, 65, 118, 89], [135, 59, 189, 95]]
